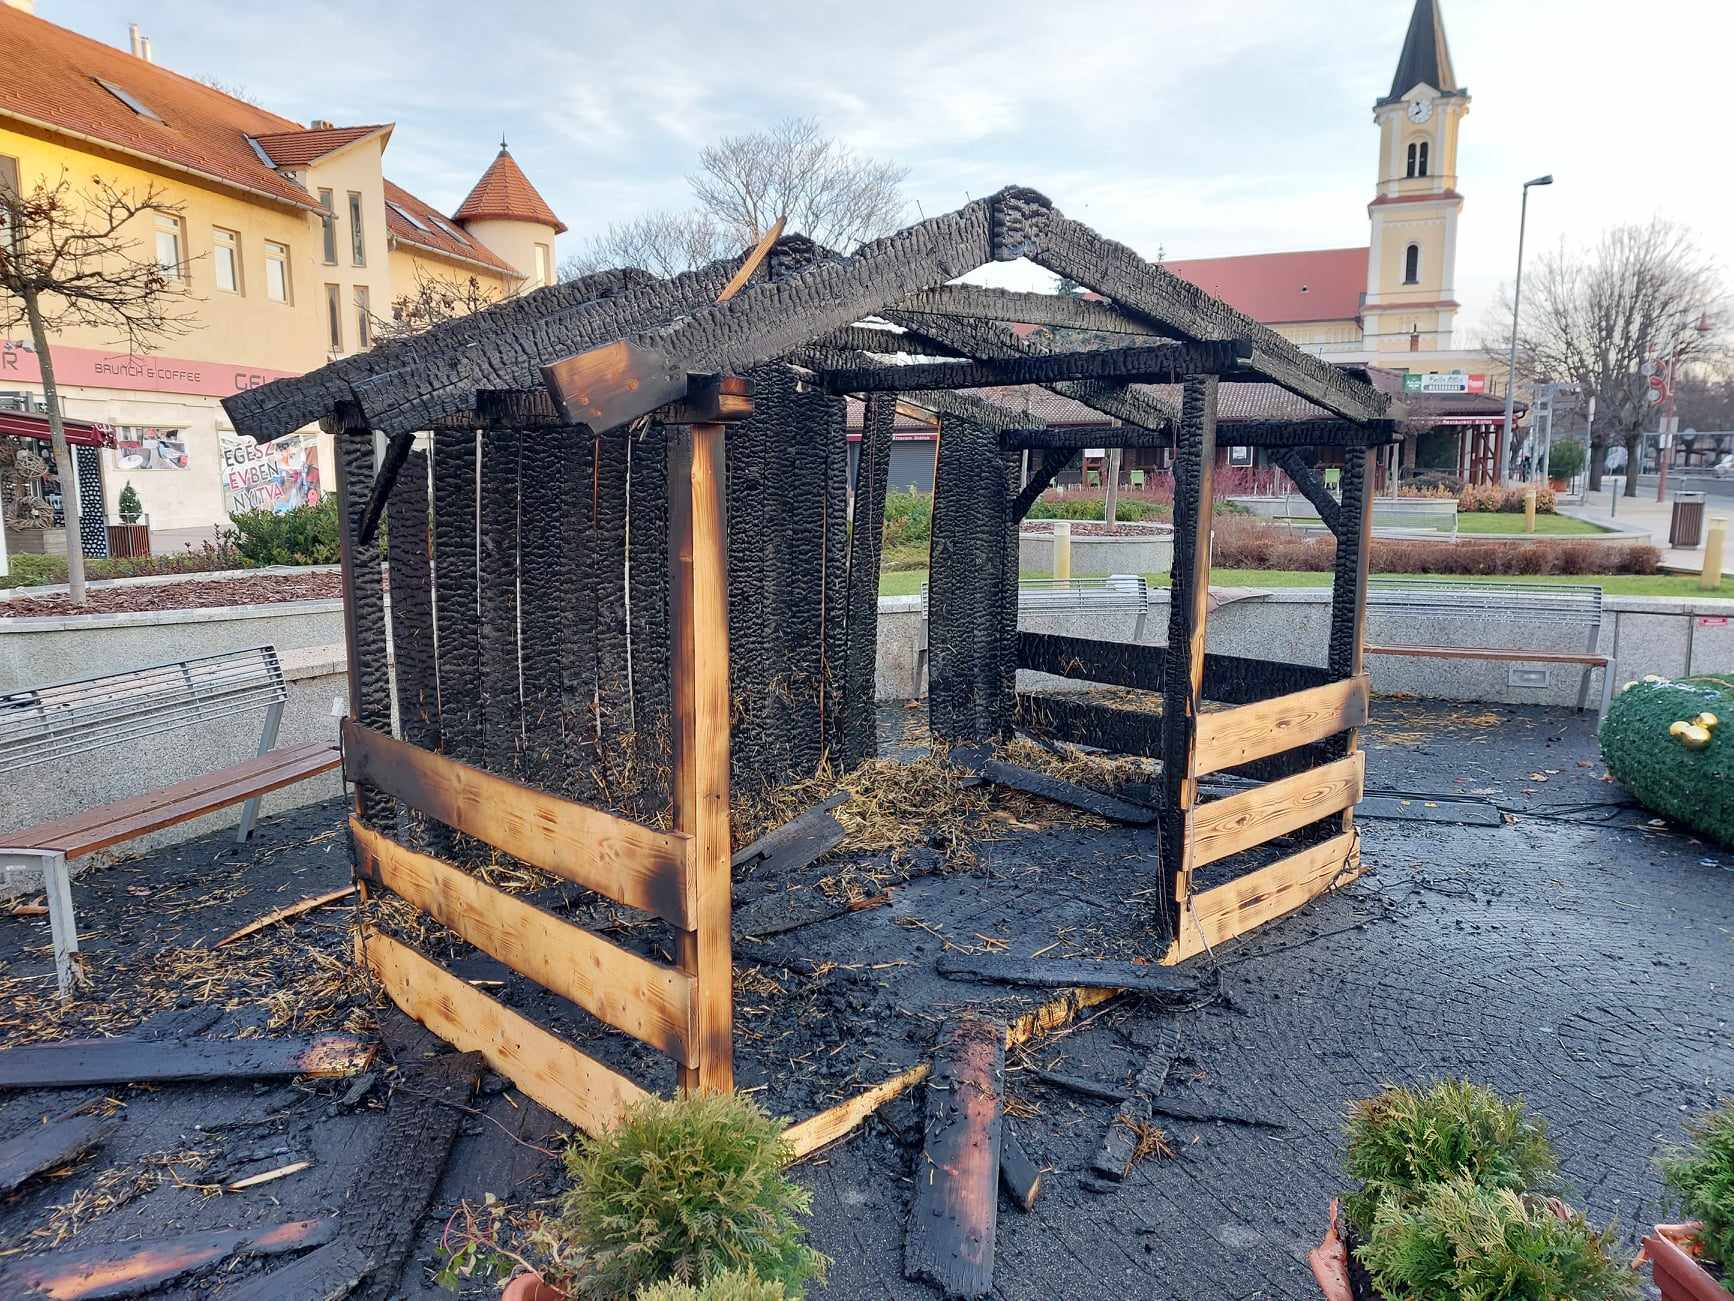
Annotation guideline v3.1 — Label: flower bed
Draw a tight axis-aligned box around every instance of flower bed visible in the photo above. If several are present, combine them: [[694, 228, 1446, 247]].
[[0, 571, 343, 618], [1210, 516, 1659, 577]]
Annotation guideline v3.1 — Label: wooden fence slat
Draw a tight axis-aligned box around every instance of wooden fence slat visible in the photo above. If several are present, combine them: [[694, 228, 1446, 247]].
[[1165, 830, 1360, 964], [1192, 675, 1370, 778], [350, 820, 696, 1065], [342, 721, 693, 926], [358, 927, 648, 1134], [1187, 752, 1365, 869]]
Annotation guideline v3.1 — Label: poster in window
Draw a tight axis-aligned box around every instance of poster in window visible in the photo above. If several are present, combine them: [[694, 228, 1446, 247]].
[[114, 426, 190, 470], [219, 430, 322, 515], [1228, 445, 1254, 467]]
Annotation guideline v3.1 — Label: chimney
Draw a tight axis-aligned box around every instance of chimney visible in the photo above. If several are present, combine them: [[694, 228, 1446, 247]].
[[310, 119, 335, 130], [140, 35, 153, 62], [129, 22, 141, 55]]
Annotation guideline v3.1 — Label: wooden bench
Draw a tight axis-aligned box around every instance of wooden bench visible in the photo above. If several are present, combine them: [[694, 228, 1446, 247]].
[[0, 646, 341, 996], [1363, 578, 1615, 718]]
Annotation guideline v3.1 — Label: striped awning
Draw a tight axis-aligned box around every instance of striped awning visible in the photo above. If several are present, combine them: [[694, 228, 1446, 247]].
[[0, 408, 115, 447]]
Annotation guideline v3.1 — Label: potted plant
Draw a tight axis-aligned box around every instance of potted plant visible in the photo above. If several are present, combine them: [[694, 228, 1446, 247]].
[[1548, 439, 1587, 492], [107, 481, 151, 557], [1310, 1080, 1637, 1299], [1642, 1102, 1734, 1298], [506, 1093, 826, 1300]]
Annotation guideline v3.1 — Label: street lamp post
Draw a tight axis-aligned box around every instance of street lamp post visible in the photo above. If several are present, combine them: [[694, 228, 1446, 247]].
[[1500, 174, 1553, 483]]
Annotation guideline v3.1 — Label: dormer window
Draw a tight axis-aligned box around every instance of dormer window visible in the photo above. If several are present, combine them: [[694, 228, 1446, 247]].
[[1404, 243, 1421, 285], [1405, 140, 1430, 178], [94, 78, 161, 122]]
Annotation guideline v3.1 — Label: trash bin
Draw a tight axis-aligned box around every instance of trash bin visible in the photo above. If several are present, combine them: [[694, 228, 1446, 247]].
[[1670, 492, 1707, 547]]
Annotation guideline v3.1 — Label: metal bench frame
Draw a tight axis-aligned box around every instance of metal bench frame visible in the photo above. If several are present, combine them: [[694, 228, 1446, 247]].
[[1364, 578, 1614, 717], [915, 575, 1150, 697], [0, 646, 296, 995]]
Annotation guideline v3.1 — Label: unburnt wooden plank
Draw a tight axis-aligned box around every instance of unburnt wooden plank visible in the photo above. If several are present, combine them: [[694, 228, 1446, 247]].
[[358, 927, 648, 1133], [936, 954, 1197, 997], [1166, 831, 1360, 965], [0, 1110, 119, 1195], [1187, 752, 1364, 869], [1191, 676, 1370, 778], [998, 1123, 1042, 1212], [350, 819, 695, 1064], [904, 1016, 1005, 1299], [0, 1035, 373, 1090], [341, 720, 693, 926], [0, 1217, 336, 1300]]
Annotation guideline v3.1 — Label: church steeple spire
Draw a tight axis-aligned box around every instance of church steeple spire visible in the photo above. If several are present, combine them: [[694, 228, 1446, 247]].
[[1381, 0, 1460, 104]]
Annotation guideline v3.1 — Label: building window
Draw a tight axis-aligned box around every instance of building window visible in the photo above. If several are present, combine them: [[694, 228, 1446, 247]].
[[212, 227, 242, 294], [325, 284, 343, 351], [153, 213, 184, 278], [264, 241, 291, 303], [318, 188, 337, 265], [534, 242, 551, 287], [0, 155, 18, 251], [1404, 243, 1421, 285], [1406, 140, 1430, 178], [354, 285, 371, 349], [348, 191, 365, 266]]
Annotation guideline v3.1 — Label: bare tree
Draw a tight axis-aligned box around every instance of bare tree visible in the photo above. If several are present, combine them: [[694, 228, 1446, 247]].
[[1493, 219, 1727, 495], [197, 75, 261, 107], [372, 265, 511, 342], [561, 210, 729, 281], [0, 171, 194, 602], [691, 116, 907, 253], [1676, 368, 1734, 433], [562, 116, 907, 280]]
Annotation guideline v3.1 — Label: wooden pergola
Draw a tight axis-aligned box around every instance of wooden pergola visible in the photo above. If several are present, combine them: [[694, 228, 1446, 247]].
[[224, 186, 1400, 1137]]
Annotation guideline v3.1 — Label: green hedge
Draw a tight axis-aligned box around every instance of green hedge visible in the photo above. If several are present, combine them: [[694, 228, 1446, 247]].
[[223, 499, 341, 567], [1600, 674, 1734, 847]]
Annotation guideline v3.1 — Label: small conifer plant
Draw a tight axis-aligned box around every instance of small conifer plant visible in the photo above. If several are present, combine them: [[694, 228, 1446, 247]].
[[1356, 1176, 1637, 1300], [118, 481, 143, 524], [539, 1093, 826, 1299], [1659, 1101, 1734, 1288], [1343, 1079, 1558, 1234], [634, 1268, 788, 1300]]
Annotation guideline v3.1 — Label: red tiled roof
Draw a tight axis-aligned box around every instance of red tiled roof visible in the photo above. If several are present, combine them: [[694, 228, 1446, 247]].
[[0, 6, 320, 211], [454, 147, 566, 234], [253, 124, 390, 167], [384, 180, 517, 276], [1161, 247, 1367, 325]]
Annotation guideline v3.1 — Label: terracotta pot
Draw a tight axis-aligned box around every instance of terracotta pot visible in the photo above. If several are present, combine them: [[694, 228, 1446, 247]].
[[501, 1272, 567, 1301], [1642, 1228, 1725, 1301]]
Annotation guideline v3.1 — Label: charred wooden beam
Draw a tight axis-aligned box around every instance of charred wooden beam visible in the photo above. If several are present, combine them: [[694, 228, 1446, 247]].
[[385, 448, 441, 851], [730, 793, 849, 873], [893, 284, 1164, 336], [1014, 692, 1163, 757], [949, 749, 1156, 825], [431, 428, 482, 773], [1016, 632, 1333, 705], [0, 1218, 337, 1301], [519, 428, 572, 795], [1273, 448, 1345, 537], [1030, 215, 1393, 426], [1011, 448, 1077, 523], [0, 1035, 374, 1089], [477, 422, 523, 779], [1003, 424, 1168, 451], [815, 325, 963, 357], [1091, 1051, 1173, 1182], [629, 423, 674, 820], [998, 1123, 1042, 1213], [936, 954, 1197, 997], [731, 886, 889, 941], [839, 393, 896, 766], [355, 430, 415, 545], [334, 418, 393, 828], [815, 341, 1252, 395], [904, 1016, 1005, 1300], [0, 1109, 119, 1196]]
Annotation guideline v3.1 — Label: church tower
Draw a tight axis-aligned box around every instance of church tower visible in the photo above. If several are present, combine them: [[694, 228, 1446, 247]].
[[1364, 0, 1469, 353]]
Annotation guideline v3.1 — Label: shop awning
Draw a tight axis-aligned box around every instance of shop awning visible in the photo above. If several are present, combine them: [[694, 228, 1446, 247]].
[[0, 408, 115, 447]]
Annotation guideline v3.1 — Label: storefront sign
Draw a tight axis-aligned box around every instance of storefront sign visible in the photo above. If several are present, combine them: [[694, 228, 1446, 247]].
[[2, 340, 300, 399], [220, 431, 322, 515], [1403, 371, 1488, 395]]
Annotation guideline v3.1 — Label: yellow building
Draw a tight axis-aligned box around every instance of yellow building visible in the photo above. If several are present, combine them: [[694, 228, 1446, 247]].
[[0, 0, 562, 553]]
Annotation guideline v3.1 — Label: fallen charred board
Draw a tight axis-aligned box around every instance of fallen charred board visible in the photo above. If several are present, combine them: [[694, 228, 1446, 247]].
[[904, 1016, 1005, 1300], [936, 954, 1197, 998], [0, 1109, 120, 1195], [227, 1048, 483, 1301], [0, 1035, 375, 1090], [730, 794, 849, 875], [951, 749, 1156, 825], [1027, 1069, 1286, 1130], [216, 885, 357, 947], [0, 1218, 336, 1299], [1092, 1052, 1173, 1182], [998, 1122, 1042, 1213], [732, 888, 891, 941]]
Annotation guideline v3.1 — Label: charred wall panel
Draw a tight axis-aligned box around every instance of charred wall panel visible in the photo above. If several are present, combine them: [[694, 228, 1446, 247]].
[[384, 448, 440, 849], [562, 434, 600, 802], [518, 429, 570, 792], [629, 426, 672, 819], [339, 432, 393, 827], [838, 393, 896, 766], [478, 425, 522, 778], [431, 428, 480, 769]]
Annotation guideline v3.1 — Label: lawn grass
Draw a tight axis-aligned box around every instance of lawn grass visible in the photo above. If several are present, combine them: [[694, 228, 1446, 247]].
[[879, 566, 1734, 599], [1451, 511, 1607, 536]]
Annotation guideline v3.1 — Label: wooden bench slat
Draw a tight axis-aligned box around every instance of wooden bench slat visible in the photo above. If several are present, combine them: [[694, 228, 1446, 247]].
[[1364, 645, 1609, 665], [15, 742, 340, 857]]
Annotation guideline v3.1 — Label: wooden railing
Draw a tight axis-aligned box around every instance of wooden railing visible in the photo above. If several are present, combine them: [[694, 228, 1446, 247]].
[[1163, 674, 1369, 964], [342, 720, 725, 1134]]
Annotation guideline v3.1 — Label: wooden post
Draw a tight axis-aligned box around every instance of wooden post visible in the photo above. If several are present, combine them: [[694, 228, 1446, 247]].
[[1104, 447, 1121, 526], [1704, 516, 1727, 591], [668, 418, 734, 1095], [1160, 377, 1217, 945], [1524, 486, 1537, 533], [1329, 447, 1375, 843], [330, 406, 392, 830], [1052, 519, 1072, 581]]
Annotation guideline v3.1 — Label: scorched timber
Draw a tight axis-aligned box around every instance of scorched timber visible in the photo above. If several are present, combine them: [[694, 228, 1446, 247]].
[[814, 341, 1252, 395], [936, 954, 1197, 997], [0, 1035, 375, 1089], [953, 750, 1156, 825], [0, 1109, 119, 1195]]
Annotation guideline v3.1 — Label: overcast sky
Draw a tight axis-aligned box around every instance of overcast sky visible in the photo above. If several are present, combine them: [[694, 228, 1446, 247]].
[[58, 0, 1734, 341]]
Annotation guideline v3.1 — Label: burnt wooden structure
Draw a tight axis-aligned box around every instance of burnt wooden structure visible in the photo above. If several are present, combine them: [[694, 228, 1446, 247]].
[[223, 186, 1396, 1136]]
